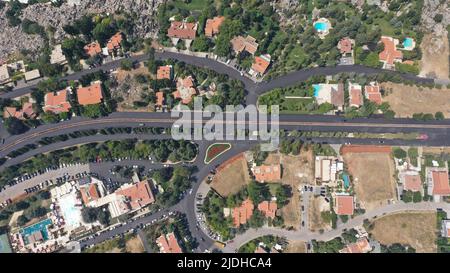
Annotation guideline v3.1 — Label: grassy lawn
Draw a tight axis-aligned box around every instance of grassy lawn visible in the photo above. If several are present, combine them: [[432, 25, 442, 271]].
[[373, 18, 396, 36], [284, 45, 308, 70], [172, 0, 210, 11]]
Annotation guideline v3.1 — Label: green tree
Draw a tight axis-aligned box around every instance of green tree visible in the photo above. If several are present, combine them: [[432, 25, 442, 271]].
[[435, 112, 444, 120], [4, 117, 29, 135]]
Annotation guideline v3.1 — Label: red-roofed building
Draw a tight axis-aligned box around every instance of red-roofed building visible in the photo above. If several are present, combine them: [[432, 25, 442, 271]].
[[429, 170, 450, 196], [252, 165, 281, 182], [156, 232, 183, 253], [173, 76, 197, 104], [3, 102, 36, 120], [106, 32, 123, 53], [339, 237, 372, 253], [257, 201, 277, 219], [335, 195, 354, 215], [232, 199, 254, 227], [364, 83, 382, 105], [250, 54, 271, 77], [403, 174, 422, 192], [231, 35, 258, 55], [167, 21, 197, 40], [76, 82, 104, 106], [115, 180, 155, 210], [155, 91, 165, 108], [349, 83, 363, 108], [84, 42, 102, 57], [205, 16, 225, 37], [156, 65, 173, 80], [338, 37, 354, 55], [80, 184, 101, 205], [379, 36, 403, 69], [43, 89, 71, 114]]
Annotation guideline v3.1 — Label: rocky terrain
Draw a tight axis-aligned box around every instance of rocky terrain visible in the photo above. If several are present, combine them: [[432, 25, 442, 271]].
[[0, 0, 163, 61]]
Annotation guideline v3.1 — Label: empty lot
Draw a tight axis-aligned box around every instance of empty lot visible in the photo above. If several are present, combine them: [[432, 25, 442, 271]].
[[419, 33, 449, 81], [308, 196, 331, 232], [344, 152, 396, 211], [370, 211, 437, 253], [210, 154, 251, 197]]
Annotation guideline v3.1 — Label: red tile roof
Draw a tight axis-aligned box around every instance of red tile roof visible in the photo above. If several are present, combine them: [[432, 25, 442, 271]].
[[257, 201, 277, 219], [173, 76, 197, 104], [76, 82, 103, 106], [156, 232, 182, 253], [155, 91, 164, 107], [404, 174, 422, 192], [432, 171, 450, 196], [349, 85, 363, 107], [116, 180, 155, 210], [253, 165, 281, 182], [84, 42, 102, 57], [251, 55, 271, 75], [364, 84, 382, 105], [43, 89, 71, 114], [167, 21, 197, 40], [338, 37, 353, 54], [106, 32, 123, 51], [156, 65, 172, 80], [231, 35, 258, 55], [335, 195, 354, 215], [379, 36, 403, 65], [340, 237, 371, 253], [80, 184, 100, 205], [205, 16, 225, 37], [232, 199, 254, 227], [3, 102, 36, 120]]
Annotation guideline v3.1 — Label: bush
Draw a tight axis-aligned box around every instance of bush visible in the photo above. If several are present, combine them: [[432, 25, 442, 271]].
[[393, 148, 407, 159]]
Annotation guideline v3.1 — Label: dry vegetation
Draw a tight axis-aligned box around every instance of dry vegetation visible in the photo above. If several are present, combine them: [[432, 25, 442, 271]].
[[370, 211, 438, 253], [285, 240, 307, 253], [210, 155, 251, 197], [419, 34, 450, 81], [308, 196, 331, 232]]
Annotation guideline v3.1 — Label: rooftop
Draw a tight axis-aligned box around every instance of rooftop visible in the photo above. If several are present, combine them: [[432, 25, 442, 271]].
[[338, 37, 354, 54], [156, 232, 182, 253], [50, 44, 67, 65], [257, 201, 277, 219], [403, 174, 422, 192], [106, 32, 123, 51], [364, 83, 382, 105], [379, 36, 403, 66], [155, 91, 165, 107], [252, 164, 281, 182], [24, 69, 41, 81], [251, 54, 271, 75], [156, 65, 173, 80], [173, 76, 197, 104], [205, 16, 225, 37], [231, 35, 258, 55], [431, 170, 450, 196], [76, 82, 103, 106], [339, 237, 371, 253], [43, 89, 71, 114], [80, 184, 101, 205], [349, 83, 363, 107], [232, 199, 254, 227], [84, 42, 102, 57], [167, 21, 197, 40], [115, 180, 155, 210], [335, 195, 354, 215]]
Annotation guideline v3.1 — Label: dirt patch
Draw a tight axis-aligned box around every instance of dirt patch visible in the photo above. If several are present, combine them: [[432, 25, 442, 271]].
[[423, 147, 450, 155], [308, 196, 331, 232], [125, 235, 145, 253], [341, 145, 392, 154], [211, 154, 251, 197], [370, 211, 437, 253], [382, 82, 450, 118], [285, 240, 307, 253], [343, 152, 396, 211], [419, 33, 449, 81]]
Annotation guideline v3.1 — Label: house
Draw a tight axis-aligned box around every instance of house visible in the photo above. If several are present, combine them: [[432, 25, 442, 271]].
[[205, 16, 225, 37], [156, 232, 182, 253], [43, 89, 72, 114], [50, 44, 68, 65], [76, 82, 103, 106], [315, 156, 343, 183], [0, 64, 10, 84], [257, 201, 277, 219], [349, 83, 363, 108], [364, 82, 382, 105], [106, 32, 123, 54], [156, 65, 173, 80], [84, 41, 102, 57], [337, 37, 354, 55], [249, 54, 271, 77], [167, 21, 197, 45], [314, 83, 344, 110], [426, 168, 450, 197], [231, 35, 259, 55], [3, 102, 36, 120], [403, 174, 422, 192], [335, 195, 354, 215], [379, 36, 403, 69], [115, 180, 155, 210], [79, 183, 101, 205], [252, 164, 281, 182], [441, 220, 450, 238], [232, 199, 254, 227], [155, 91, 165, 108], [172, 76, 197, 104], [339, 237, 372, 253], [24, 69, 41, 82]]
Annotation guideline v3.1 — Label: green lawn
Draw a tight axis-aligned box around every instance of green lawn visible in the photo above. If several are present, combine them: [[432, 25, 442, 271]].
[[373, 18, 396, 36], [172, 0, 210, 11], [285, 45, 308, 70]]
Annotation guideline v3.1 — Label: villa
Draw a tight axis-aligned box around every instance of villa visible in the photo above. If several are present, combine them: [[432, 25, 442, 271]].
[[339, 237, 372, 253], [313, 18, 332, 38], [205, 16, 225, 37], [403, 173, 422, 192], [257, 201, 277, 219], [43, 88, 72, 114], [379, 36, 403, 69], [84, 41, 102, 57], [249, 54, 271, 77], [231, 35, 259, 55], [313, 83, 344, 110], [76, 82, 104, 106], [24, 69, 41, 82], [349, 83, 363, 108], [364, 82, 382, 105], [315, 156, 344, 183], [172, 76, 197, 104], [232, 199, 254, 227], [167, 21, 197, 46], [156, 232, 182, 253], [252, 164, 282, 183], [0, 64, 10, 84], [156, 65, 173, 80], [334, 195, 354, 215], [337, 37, 355, 65], [106, 32, 123, 54], [426, 167, 450, 201], [155, 91, 165, 109], [3, 102, 36, 120], [50, 44, 68, 65]]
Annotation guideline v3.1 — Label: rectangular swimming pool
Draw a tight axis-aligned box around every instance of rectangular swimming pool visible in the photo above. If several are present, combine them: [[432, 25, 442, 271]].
[[20, 218, 52, 244]]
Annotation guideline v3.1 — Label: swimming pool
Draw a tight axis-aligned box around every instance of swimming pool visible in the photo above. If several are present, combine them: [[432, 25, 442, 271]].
[[59, 194, 82, 228], [343, 174, 350, 188], [313, 84, 321, 97], [314, 22, 328, 32], [20, 218, 52, 244], [403, 38, 413, 48]]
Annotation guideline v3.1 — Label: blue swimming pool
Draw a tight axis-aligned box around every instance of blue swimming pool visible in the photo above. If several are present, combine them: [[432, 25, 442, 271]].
[[403, 38, 413, 48], [313, 84, 321, 97], [343, 174, 350, 188], [20, 218, 52, 244], [314, 22, 328, 32]]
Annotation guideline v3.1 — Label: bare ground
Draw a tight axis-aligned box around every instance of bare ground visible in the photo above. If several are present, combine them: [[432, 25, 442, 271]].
[[210, 155, 251, 197], [419, 33, 450, 81], [125, 236, 145, 253], [308, 196, 331, 232], [285, 240, 307, 253]]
